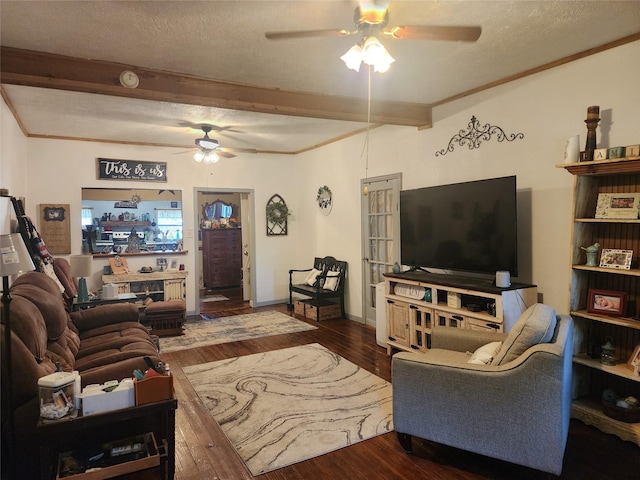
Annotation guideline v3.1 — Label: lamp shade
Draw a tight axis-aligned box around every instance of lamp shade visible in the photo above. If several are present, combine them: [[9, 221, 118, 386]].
[[0, 233, 35, 278], [340, 44, 363, 72], [204, 150, 220, 164], [193, 149, 205, 162], [70, 254, 93, 278]]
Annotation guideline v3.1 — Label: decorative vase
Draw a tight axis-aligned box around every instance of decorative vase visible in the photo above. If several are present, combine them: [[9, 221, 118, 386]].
[[564, 135, 580, 163], [424, 288, 432, 302], [585, 251, 598, 267], [392, 262, 401, 274]]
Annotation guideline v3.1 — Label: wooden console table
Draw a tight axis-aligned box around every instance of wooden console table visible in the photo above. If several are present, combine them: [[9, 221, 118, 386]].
[[36, 398, 177, 480], [102, 271, 188, 306]]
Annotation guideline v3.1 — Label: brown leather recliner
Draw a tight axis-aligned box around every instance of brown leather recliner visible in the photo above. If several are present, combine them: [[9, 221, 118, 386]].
[[1, 270, 162, 478]]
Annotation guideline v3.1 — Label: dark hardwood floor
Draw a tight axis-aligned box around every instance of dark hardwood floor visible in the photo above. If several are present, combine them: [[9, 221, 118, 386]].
[[142, 287, 638, 480]]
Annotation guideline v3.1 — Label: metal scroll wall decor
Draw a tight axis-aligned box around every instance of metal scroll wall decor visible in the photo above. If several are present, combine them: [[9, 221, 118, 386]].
[[266, 194, 289, 236], [435, 116, 524, 157]]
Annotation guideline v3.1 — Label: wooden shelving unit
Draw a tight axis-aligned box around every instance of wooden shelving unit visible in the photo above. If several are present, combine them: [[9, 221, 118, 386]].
[[559, 156, 640, 446]]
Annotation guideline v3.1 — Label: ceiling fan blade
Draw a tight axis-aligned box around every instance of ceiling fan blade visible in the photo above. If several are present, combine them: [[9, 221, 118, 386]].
[[223, 147, 258, 154], [218, 150, 237, 159], [382, 25, 481, 42], [265, 29, 356, 40]]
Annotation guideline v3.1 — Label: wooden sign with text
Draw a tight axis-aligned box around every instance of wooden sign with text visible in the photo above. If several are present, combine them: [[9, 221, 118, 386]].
[[97, 158, 167, 182], [39, 204, 71, 254]]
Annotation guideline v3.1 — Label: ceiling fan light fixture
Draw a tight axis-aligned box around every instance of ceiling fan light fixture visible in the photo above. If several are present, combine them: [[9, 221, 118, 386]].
[[193, 149, 205, 162], [196, 136, 219, 150], [361, 36, 390, 67], [204, 150, 220, 164], [373, 50, 395, 72], [340, 44, 363, 71]]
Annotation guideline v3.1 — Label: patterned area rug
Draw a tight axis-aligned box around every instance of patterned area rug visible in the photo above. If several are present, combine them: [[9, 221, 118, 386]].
[[159, 311, 317, 353], [184, 343, 393, 475], [201, 294, 229, 302]]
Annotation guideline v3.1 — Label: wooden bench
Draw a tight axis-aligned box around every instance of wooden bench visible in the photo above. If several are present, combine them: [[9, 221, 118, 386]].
[[288, 256, 347, 322]]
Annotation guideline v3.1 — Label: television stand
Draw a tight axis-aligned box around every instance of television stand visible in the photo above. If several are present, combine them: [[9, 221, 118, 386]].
[[383, 272, 537, 355]]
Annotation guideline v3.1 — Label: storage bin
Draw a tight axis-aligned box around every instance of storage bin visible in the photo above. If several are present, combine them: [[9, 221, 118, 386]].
[[57, 432, 159, 479], [38, 371, 81, 420], [81, 379, 135, 416], [294, 300, 307, 316], [305, 300, 341, 321], [134, 374, 174, 406]]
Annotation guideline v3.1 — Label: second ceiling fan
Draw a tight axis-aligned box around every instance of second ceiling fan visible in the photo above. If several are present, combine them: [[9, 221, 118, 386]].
[[191, 125, 257, 163]]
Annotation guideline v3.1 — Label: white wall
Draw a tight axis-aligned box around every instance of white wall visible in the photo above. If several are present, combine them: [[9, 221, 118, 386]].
[[2, 40, 638, 318], [294, 40, 640, 318], [0, 132, 298, 313], [0, 101, 29, 233]]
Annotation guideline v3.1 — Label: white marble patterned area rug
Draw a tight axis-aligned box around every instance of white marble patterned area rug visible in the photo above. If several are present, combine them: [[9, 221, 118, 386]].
[[159, 311, 317, 353], [184, 343, 393, 475]]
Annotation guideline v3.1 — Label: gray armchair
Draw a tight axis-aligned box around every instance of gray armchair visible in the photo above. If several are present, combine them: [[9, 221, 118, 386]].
[[392, 304, 573, 476]]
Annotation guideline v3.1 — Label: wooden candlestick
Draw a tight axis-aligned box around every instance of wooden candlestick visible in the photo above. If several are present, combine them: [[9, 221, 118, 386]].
[[584, 105, 600, 161]]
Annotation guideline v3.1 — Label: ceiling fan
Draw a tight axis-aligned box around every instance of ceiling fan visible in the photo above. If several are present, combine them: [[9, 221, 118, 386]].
[[187, 125, 257, 163], [265, 1, 481, 72]]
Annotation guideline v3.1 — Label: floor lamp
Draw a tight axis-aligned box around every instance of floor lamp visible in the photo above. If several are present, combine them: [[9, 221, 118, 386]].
[[1, 233, 35, 478]]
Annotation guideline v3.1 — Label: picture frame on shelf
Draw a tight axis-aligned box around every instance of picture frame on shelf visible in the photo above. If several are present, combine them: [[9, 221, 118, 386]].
[[628, 344, 640, 376], [587, 289, 627, 317], [108, 255, 129, 275], [599, 248, 633, 270], [167, 258, 178, 272], [595, 192, 640, 219]]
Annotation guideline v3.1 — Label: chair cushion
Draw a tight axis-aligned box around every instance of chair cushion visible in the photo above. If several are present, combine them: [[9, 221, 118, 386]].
[[492, 303, 557, 366], [145, 300, 186, 315], [323, 271, 340, 291], [304, 268, 322, 286], [468, 341, 502, 364]]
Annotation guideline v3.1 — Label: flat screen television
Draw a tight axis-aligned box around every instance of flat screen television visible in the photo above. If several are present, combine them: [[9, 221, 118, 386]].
[[400, 176, 518, 277]]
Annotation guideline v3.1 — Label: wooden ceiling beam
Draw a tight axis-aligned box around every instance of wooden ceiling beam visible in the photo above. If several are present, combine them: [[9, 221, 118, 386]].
[[0, 47, 432, 128]]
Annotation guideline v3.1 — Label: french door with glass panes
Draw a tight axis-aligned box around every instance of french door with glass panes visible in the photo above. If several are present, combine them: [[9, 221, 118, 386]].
[[361, 174, 401, 327]]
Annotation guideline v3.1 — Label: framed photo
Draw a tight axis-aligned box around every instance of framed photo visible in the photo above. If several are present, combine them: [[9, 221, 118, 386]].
[[587, 289, 627, 317], [599, 248, 633, 270], [167, 258, 179, 271], [108, 255, 129, 275], [595, 192, 640, 219], [629, 344, 640, 367]]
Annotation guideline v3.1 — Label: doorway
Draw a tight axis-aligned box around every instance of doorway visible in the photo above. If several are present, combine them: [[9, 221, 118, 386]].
[[194, 188, 255, 315], [360, 174, 402, 327]]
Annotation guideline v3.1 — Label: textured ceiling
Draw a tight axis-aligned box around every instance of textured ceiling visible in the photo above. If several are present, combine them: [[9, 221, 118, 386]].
[[1, 0, 639, 155]]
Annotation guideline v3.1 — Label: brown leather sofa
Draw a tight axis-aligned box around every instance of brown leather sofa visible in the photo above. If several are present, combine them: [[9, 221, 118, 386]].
[[1, 270, 162, 477]]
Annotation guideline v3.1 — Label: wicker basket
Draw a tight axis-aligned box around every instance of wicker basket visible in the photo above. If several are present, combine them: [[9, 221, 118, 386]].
[[602, 400, 640, 423]]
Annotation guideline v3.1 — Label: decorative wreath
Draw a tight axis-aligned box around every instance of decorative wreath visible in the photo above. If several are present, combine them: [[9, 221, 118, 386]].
[[316, 185, 332, 202], [266, 202, 290, 224]]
